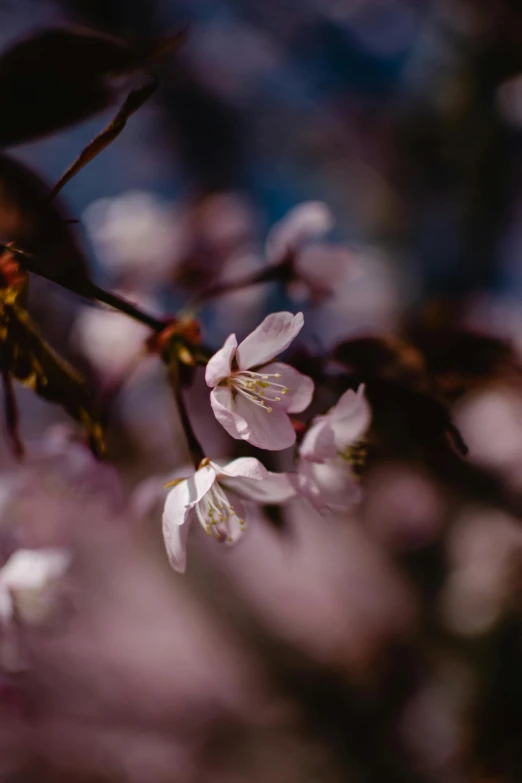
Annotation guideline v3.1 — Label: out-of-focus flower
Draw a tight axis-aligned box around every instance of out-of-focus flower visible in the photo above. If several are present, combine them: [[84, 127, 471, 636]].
[[364, 464, 446, 550], [72, 291, 160, 379], [440, 508, 522, 636], [205, 312, 314, 450], [298, 385, 371, 510], [0, 547, 70, 625], [454, 385, 522, 488], [162, 457, 295, 573], [83, 191, 179, 287], [266, 202, 356, 303]]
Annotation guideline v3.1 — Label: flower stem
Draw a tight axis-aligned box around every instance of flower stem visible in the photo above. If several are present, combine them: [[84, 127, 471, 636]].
[[166, 344, 205, 468]]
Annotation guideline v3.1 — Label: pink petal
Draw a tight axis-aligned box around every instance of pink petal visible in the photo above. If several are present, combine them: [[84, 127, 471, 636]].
[[224, 471, 296, 503], [233, 393, 297, 450], [210, 385, 296, 450], [296, 244, 353, 287], [205, 333, 238, 387], [162, 508, 192, 573], [330, 385, 371, 448], [299, 417, 337, 462], [215, 457, 268, 481], [236, 312, 304, 370], [163, 466, 216, 528], [261, 362, 314, 413], [266, 202, 334, 264]]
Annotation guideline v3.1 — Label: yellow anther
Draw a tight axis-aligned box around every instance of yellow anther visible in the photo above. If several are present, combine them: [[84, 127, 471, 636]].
[[274, 373, 281, 378], [205, 526, 212, 535], [199, 457, 211, 468], [275, 396, 281, 401], [266, 406, 273, 413], [281, 387, 289, 395], [227, 536, 233, 542]]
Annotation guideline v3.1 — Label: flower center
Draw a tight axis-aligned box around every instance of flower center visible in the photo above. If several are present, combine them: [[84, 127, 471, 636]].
[[227, 370, 289, 413], [337, 442, 367, 479], [194, 482, 245, 542]]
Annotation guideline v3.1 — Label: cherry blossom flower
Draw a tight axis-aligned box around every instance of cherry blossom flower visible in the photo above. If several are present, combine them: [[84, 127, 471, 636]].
[[205, 311, 314, 450], [162, 457, 295, 573], [298, 385, 371, 510], [266, 202, 356, 303]]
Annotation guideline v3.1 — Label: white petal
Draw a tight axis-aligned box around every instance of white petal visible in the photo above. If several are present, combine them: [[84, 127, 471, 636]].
[[266, 202, 334, 263], [205, 333, 238, 387], [163, 466, 216, 527], [261, 362, 314, 413], [299, 417, 337, 462], [162, 508, 192, 573], [215, 457, 268, 481], [224, 471, 296, 503], [210, 385, 250, 440], [211, 385, 297, 450], [236, 312, 304, 370], [330, 385, 371, 448]]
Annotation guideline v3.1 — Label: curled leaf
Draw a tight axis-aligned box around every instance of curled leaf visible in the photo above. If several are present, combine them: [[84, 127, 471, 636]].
[[50, 78, 159, 199], [0, 154, 92, 291], [0, 27, 185, 147], [0, 277, 104, 456]]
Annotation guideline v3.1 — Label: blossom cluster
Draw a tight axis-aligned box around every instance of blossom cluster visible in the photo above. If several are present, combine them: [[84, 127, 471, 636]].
[[162, 310, 372, 572]]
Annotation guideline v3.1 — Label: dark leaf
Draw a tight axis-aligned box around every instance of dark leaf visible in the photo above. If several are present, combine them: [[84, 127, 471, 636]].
[[333, 335, 428, 391], [333, 336, 467, 460], [404, 301, 522, 398], [50, 78, 158, 199], [0, 277, 104, 455], [0, 154, 92, 292], [0, 27, 185, 147]]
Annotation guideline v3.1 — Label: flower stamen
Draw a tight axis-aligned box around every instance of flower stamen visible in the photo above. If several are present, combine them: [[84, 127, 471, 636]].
[[193, 482, 245, 540], [226, 369, 290, 413]]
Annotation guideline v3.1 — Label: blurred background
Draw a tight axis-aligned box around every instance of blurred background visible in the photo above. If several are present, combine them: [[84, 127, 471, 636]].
[[2, 0, 522, 781]]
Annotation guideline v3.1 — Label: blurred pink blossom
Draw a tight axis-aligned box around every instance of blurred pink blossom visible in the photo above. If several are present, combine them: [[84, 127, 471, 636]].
[[266, 202, 357, 303], [0, 547, 71, 625], [297, 385, 371, 510]]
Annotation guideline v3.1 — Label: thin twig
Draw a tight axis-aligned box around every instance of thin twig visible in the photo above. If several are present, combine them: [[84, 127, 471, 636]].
[[166, 345, 204, 467], [1, 243, 166, 332], [188, 264, 281, 309]]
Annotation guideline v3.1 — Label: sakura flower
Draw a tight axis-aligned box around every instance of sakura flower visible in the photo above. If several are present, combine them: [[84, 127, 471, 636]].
[[205, 311, 314, 450], [162, 457, 295, 573], [266, 202, 356, 303], [298, 385, 371, 510]]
